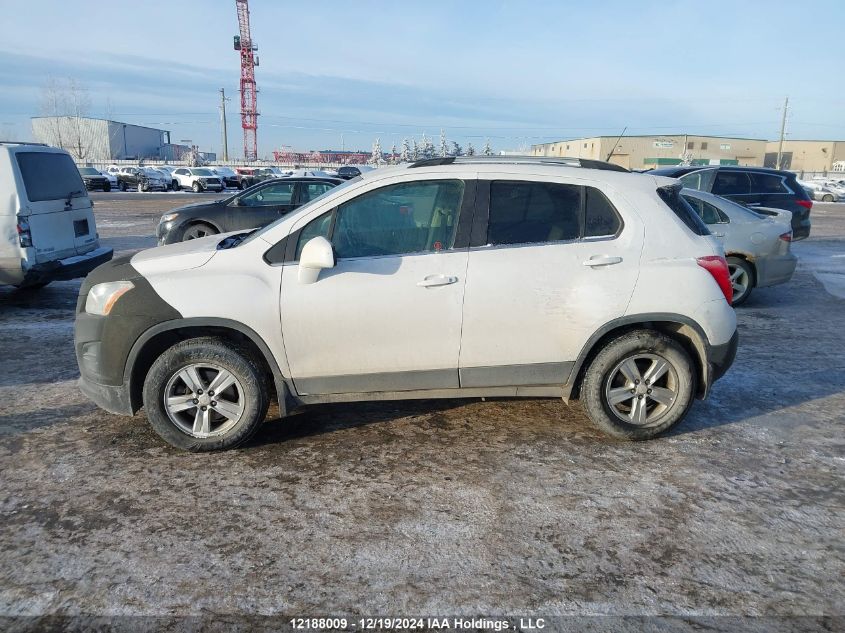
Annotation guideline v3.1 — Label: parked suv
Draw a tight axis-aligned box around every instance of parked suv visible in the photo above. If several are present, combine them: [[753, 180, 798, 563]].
[[157, 177, 342, 243], [75, 156, 737, 451], [651, 165, 812, 240], [1, 143, 112, 289], [172, 167, 224, 193], [78, 166, 112, 191], [116, 167, 166, 192]]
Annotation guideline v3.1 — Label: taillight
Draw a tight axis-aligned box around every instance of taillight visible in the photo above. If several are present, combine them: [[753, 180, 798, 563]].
[[779, 232, 792, 242], [16, 218, 33, 248], [697, 255, 733, 305], [797, 199, 813, 210]]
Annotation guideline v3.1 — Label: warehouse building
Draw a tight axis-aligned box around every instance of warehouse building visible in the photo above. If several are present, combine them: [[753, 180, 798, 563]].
[[763, 140, 845, 173], [531, 135, 767, 170], [31, 116, 171, 161]]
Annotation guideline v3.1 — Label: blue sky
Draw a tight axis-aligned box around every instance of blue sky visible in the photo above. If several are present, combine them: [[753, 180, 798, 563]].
[[1, 0, 843, 159]]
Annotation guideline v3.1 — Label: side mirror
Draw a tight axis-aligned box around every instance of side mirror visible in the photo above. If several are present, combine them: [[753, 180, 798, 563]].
[[298, 236, 335, 284]]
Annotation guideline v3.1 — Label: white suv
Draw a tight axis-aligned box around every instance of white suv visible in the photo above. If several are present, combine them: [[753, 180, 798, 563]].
[[172, 167, 224, 193], [75, 157, 737, 451]]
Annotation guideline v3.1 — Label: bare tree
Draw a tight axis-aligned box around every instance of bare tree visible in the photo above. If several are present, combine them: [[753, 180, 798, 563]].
[[39, 77, 92, 160]]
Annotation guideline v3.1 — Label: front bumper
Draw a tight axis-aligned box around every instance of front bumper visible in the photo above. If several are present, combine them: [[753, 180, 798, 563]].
[[22, 246, 113, 285], [79, 374, 134, 416]]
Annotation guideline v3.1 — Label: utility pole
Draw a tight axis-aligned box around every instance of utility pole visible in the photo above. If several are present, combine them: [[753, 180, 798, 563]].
[[219, 88, 230, 162], [776, 96, 789, 170]]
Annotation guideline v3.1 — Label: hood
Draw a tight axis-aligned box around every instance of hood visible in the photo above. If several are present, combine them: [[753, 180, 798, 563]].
[[168, 199, 228, 215], [131, 233, 224, 275]]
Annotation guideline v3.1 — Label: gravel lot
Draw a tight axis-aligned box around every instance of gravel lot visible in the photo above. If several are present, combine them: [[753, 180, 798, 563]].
[[0, 193, 843, 623]]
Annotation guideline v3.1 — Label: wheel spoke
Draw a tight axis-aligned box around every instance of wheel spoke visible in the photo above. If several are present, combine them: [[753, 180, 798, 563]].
[[730, 267, 742, 282], [608, 387, 634, 405], [192, 407, 211, 435], [179, 366, 204, 393], [643, 358, 670, 384], [211, 397, 242, 421], [629, 397, 648, 424], [648, 386, 675, 406], [732, 281, 746, 292], [618, 358, 642, 384], [208, 369, 236, 395], [166, 394, 195, 413]]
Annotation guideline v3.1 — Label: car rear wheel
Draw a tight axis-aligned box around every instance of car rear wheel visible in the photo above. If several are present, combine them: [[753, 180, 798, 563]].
[[581, 330, 695, 440], [142, 337, 269, 451], [137, 183, 145, 192], [727, 256, 754, 306], [119, 181, 126, 191], [103, 182, 111, 192], [181, 222, 218, 241], [172, 180, 180, 191], [822, 194, 834, 202]]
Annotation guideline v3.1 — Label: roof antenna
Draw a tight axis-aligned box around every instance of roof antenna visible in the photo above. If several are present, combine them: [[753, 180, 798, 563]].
[[605, 126, 627, 162]]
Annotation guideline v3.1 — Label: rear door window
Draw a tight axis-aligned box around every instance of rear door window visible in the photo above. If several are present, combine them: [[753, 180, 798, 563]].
[[712, 171, 752, 195], [488, 181, 580, 245], [16, 152, 86, 202]]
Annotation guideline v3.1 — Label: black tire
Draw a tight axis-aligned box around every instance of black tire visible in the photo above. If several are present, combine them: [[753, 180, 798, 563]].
[[119, 181, 127, 192], [581, 330, 696, 440], [180, 222, 218, 241], [172, 180, 180, 191], [137, 182, 145, 193], [192, 181, 202, 193], [103, 182, 111, 192], [822, 194, 834, 202], [727, 256, 754, 306], [142, 337, 270, 452]]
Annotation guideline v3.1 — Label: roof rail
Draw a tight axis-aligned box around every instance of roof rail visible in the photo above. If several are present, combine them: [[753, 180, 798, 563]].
[[407, 155, 630, 173], [0, 141, 49, 146]]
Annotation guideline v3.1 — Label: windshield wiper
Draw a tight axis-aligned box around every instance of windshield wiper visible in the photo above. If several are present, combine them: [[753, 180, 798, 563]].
[[65, 189, 84, 206], [217, 229, 257, 250]]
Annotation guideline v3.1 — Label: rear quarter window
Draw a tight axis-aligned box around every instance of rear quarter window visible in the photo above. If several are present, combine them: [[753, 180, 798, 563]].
[[749, 172, 789, 194], [658, 186, 711, 236], [16, 152, 86, 202]]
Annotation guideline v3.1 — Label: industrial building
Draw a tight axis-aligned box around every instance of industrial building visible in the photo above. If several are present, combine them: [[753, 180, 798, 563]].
[[531, 135, 768, 170], [31, 116, 172, 161], [763, 140, 845, 173]]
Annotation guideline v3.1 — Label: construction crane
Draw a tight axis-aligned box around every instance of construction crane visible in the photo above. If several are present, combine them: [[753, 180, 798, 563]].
[[234, 0, 259, 161]]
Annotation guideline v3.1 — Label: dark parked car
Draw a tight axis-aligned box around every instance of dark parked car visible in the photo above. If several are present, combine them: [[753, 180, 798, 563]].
[[116, 167, 166, 192], [650, 165, 812, 240], [77, 166, 111, 191], [235, 167, 278, 189], [336, 165, 374, 180], [156, 177, 343, 244]]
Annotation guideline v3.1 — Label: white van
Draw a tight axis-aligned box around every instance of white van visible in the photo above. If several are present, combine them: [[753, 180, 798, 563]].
[[0, 143, 113, 289]]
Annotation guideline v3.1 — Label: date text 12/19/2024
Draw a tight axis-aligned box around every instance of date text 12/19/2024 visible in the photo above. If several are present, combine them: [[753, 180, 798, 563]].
[[289, 618, 546, 631]]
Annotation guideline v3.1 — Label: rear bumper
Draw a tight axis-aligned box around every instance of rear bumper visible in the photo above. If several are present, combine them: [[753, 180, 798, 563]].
[[756, 253, 798, 288], [709, 329, 738, 383], [23, 246, 113, 285]]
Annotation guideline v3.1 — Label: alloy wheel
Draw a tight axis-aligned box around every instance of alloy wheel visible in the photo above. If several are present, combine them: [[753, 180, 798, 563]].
[[604, 353, 679, 427], [729, 263, 750, 301], [163, 363, 244, 438]]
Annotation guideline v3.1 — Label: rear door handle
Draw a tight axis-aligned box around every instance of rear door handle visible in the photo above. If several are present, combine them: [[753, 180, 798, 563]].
[[417, 274, 458, 287], [583, 255, 623, 267], [746, 202, 761, 207]]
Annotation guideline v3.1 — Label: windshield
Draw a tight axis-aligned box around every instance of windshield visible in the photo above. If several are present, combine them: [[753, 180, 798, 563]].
[[215, 167, 235, 176], [78, 167, 99, 175], [240, 176, 361, 247], [193, 168, 214, 176]]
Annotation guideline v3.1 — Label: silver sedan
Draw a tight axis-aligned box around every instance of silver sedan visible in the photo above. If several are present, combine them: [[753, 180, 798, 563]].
[[682, 188, 798, 306]]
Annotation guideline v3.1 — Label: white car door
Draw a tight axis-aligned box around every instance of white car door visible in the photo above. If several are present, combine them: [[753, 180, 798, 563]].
[[279, 178, 473, 395], [458, 176, 642, 387]]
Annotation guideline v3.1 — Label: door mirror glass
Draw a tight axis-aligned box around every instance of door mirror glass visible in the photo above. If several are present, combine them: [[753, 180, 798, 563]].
[[298, 236, 335, 284]]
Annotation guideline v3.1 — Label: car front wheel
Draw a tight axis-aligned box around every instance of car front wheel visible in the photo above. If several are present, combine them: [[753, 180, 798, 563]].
[[581, 330, 695, 440], [172, 180, 180, 191], [142, 337, 270, 451], [103, 182, 111, 192], [822, 194, 834, 202], [192, 181, 202, 193], [181, 222, 218, 241]]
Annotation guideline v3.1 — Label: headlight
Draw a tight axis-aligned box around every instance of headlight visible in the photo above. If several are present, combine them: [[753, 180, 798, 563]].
[[85, 281, 134, 315], [160, 213, 179, 223]]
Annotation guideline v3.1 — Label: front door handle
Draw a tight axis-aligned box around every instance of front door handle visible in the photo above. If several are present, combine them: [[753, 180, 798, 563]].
[[417, 274, 458, 287], [583, 255, 623, 267]]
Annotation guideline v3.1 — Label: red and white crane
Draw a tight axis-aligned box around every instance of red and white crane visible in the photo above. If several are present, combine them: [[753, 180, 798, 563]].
[[234, 0, 258, 160]]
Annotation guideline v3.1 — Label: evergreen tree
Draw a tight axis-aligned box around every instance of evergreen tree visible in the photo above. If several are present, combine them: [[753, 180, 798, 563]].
[[420, 133, 435, 159], [390, 142, 397, 165], [439, 129, 448, 158], [483, 139, 494, 156], [400, 138, 411, 163], [412, 139, 420, 160], [466, 142, 475, 156], [451, 141, 463, 157], [369, 138, 383, 165]]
